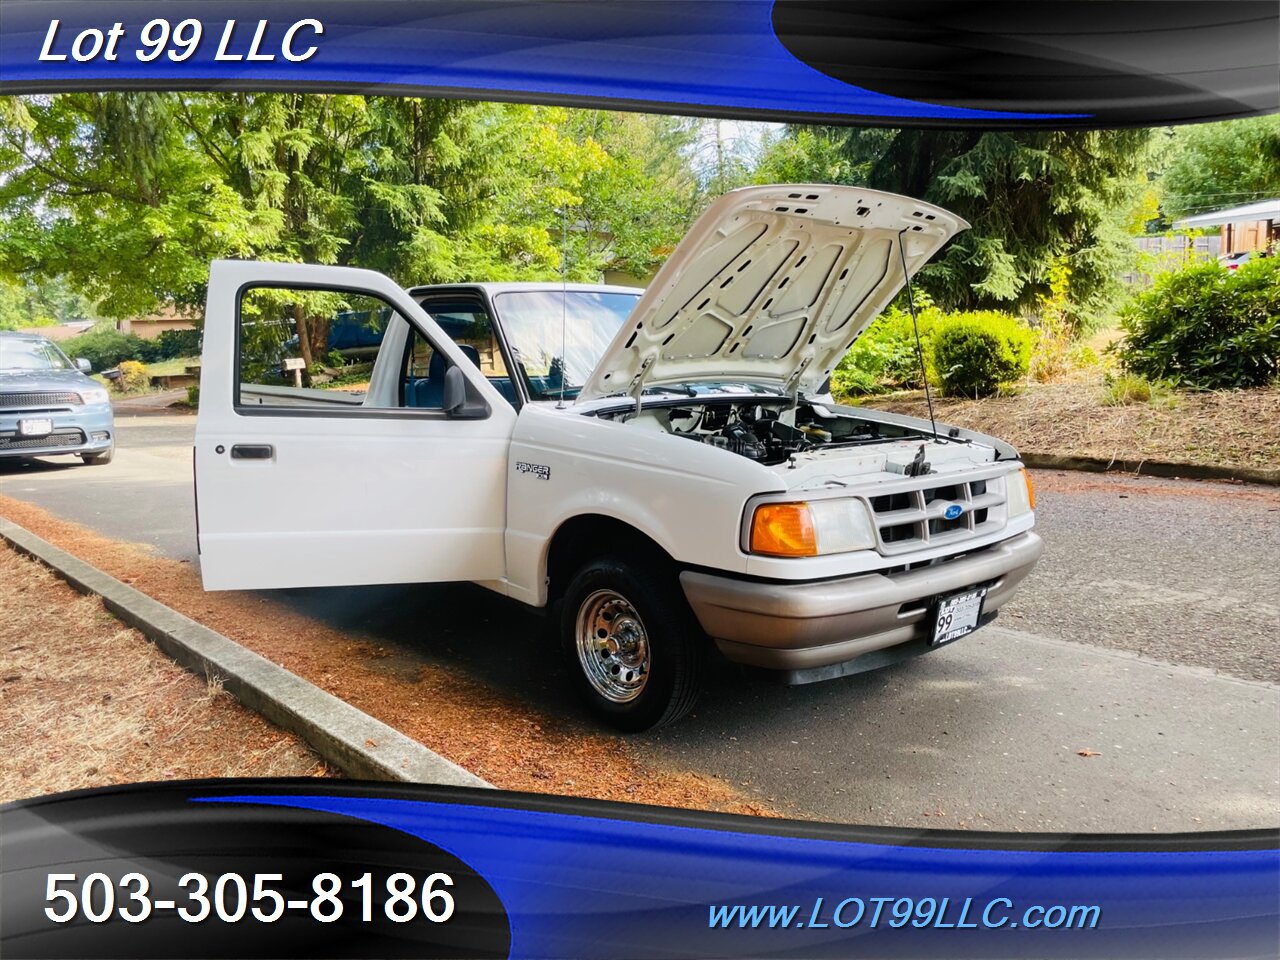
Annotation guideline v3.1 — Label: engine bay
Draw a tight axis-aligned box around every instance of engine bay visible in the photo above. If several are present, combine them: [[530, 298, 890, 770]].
[[596, 398, 936, 467]]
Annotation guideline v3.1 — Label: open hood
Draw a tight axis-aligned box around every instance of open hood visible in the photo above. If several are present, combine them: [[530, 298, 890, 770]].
[[577, 184, 968, 402]]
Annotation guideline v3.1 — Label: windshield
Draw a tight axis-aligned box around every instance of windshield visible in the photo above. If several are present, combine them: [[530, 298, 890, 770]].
[[494, 290, 640, 401], [0, 337, 74, 372]]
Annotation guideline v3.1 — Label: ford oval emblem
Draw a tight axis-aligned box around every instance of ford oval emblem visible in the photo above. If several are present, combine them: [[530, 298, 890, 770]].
[[943, 503, 964, 520]]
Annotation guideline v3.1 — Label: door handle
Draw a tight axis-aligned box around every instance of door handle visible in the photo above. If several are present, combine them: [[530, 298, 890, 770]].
[[230, 444, 274, 460]]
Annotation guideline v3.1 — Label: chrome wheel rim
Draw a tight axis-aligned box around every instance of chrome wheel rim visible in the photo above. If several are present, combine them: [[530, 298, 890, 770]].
[[575, 589, 650, 703]]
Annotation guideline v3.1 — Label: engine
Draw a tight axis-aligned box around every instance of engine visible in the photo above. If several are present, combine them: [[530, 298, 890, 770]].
[[605, 400, 883, 466]]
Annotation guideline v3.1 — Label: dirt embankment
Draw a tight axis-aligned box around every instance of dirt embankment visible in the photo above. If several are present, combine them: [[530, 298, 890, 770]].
[[865, 383, 1279, 472]]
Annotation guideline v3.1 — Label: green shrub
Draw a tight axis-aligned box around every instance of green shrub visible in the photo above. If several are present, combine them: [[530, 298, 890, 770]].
[[154, 327, 201, 359], [832, 304, 1032, 400], [185, 384, 200, 408], [63, 322, 159, 370], [116, 359, 149, 392], [833, 305, 941, 398], [1100, 374, 1178, 409], [929, 312, 1032, 397], [1068, 343, 1101, 369], [1117, 257, 1279, 389]]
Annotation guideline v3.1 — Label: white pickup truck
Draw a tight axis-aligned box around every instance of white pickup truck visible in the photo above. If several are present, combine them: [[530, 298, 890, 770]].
[[194, 184, 1043, 730]]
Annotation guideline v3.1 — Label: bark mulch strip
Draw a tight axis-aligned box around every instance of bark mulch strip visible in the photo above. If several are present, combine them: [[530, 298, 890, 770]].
[[0, 543, 330, 804], [868, 383, 1279, 473], [0, 495, 777, 817]]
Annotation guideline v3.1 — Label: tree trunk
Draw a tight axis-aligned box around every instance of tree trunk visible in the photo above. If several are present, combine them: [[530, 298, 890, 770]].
[[292, 304, 314, 380], [291, 306, 331, 385], [308, 314, 331, 367]]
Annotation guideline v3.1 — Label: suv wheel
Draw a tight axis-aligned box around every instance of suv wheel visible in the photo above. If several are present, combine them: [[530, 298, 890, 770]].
[[81, 447, 113, 465], [560, 555, 705, 732]]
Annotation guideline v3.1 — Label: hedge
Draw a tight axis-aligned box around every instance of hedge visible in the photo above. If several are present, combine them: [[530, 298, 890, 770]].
[[61, 322, 201, 372], [1117, 256, 1279, 389], [930, 311, 1032, 397]]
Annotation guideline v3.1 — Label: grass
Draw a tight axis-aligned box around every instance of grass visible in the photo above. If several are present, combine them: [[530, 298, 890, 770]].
[[146, 355, 200, 377], [0, 543, 330, 803], [0, 494, 781, 817], [90, 355, 201, 399], [843, 320, 1277, 470], [1099, 374, 1178, 409], [868, 380, 1278, 470]]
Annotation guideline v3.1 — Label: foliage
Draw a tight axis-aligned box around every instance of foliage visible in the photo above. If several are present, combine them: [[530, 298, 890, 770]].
[[62, 322, 158, 369], [547, 110, 703, 279], [1159, 116, 1280, 221], [831, 300, 1032, 400], [0, 275, 96, 329], [154, 327, 201, 359], [185, 383, 200, 407], [930, 312, 1033, 398], [750, 128, 854, 185], [1068, 343, 1101, 370], [115, 359, 149, 392], [1117, 257, 1280, 389], [0, 94, 699, 383], [1028, 258, 1075, 382], [833, 301, 943, 397], [754, 126, 1152, 325], [0, 94, 267, 318], [1099, 373, 1177, 408]]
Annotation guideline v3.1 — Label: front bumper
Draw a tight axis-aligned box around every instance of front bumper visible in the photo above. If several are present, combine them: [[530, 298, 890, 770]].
[[0, 406, 114, 458], [681, 532, 1043, 679]]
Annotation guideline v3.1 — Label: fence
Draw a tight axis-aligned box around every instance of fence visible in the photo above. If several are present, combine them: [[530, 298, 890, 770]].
[[1124, 234, 1221, 288]]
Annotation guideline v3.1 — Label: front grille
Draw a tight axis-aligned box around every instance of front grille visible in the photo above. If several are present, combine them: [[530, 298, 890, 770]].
[[864, 472, 1007, 556], [0, 391, 82, 410], [0, 428, 85, 450]]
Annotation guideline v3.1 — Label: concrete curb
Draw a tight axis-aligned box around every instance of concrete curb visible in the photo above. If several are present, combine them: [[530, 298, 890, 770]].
[[0, 517, 490, 789], [1022, 452, 1280, 486]]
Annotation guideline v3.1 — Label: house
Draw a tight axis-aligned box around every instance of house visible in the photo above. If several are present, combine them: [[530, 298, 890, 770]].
[[117, 304, 198, 340], [36, 320, 96, 342], [1175, 198, 1280, 256]]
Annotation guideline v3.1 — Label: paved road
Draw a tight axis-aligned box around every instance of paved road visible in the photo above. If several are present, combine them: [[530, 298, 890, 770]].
[[2, 415, 1277, 831]]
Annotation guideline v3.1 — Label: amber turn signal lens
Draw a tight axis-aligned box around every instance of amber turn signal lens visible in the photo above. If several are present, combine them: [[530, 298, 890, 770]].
[[750, 503, 817, 557], [1024, 469, 1036, 510]]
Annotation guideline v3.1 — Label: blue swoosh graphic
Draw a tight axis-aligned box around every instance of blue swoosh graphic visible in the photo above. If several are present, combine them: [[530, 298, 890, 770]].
[[197, 794, 1278, 959], [0, 1, 1083, 122]]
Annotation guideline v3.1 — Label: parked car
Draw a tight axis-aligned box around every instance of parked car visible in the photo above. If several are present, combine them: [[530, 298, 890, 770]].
[[193, 185, 1043, 730], [0, 331, 114, 465], [1218, 250, 1253, 271]]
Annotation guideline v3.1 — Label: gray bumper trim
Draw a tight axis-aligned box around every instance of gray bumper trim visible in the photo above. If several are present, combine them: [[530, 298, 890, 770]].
[[680, 532, 1043, 671]]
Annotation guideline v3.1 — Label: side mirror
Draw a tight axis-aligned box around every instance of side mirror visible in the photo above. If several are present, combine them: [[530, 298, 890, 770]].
[[441, 364, 489, 419], [75, 358, 92, 374]]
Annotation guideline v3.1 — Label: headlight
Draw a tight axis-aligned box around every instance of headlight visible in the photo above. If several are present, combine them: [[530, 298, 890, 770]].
[[1006, 469, 1035, 518], [749, 498, 877, 558], [80, 386, 111, 405]]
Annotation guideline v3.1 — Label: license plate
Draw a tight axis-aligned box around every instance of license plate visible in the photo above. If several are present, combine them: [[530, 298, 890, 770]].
[[931, 587, 987, 647], [17, 418, 53, 437]]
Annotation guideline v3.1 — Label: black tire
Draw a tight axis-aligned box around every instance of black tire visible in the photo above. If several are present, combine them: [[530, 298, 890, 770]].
[[80, 446, 113, 465], [560, 555, 705, 732]]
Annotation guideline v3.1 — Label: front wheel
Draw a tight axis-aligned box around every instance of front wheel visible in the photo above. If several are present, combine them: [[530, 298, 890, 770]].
[[560, 556, 705, 732], [80, 446, 113, 465]]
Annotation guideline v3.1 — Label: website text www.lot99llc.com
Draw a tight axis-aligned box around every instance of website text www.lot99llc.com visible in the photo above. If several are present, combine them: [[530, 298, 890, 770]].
[[709, 896, 1102, 931]]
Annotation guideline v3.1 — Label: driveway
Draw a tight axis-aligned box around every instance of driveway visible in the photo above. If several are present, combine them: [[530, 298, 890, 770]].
[[2, 414, 1277, 831]]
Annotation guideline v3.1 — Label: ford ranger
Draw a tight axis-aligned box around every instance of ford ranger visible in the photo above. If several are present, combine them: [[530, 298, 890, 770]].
[[194, 184, 1043, 730]]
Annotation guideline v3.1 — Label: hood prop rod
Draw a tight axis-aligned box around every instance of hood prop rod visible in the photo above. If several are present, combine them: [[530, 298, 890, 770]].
[[897, 229, 940, 443]]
